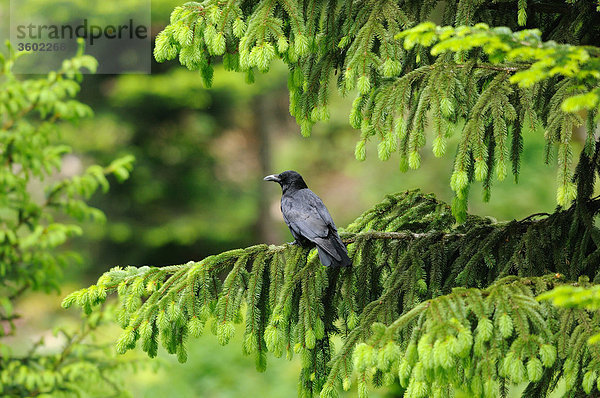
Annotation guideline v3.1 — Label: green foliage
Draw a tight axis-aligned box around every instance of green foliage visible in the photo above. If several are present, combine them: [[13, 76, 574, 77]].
[[153, 0, 600, 220], [0, 41, 135, 396], [66, 188, 600, 397], [538, 277, 600, 345], [397, 22, 600, 211], [63, 62, 285, 269], [0, 308, 135, 398], [351, 275, 599, 398], [59, 1, 600, 396], [125, 320, 303, 397]]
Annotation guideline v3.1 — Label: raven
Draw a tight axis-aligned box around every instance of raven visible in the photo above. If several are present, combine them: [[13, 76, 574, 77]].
[[264, 170, 351, 267]]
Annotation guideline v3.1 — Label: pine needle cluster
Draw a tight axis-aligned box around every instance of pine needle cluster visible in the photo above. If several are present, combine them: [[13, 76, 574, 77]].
[[153, 0, 600, 220], [65, 181, 600, 396], [64, 2, 600, 396]]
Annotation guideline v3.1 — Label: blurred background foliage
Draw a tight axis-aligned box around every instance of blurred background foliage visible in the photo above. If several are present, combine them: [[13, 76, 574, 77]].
[[0, 0, 569, 395]]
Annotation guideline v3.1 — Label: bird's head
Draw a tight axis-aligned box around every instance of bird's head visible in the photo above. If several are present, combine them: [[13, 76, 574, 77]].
[[264, 170, 308, 191]]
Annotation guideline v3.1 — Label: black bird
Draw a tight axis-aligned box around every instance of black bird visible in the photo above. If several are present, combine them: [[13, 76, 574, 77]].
[[264, 170, 351, 267]]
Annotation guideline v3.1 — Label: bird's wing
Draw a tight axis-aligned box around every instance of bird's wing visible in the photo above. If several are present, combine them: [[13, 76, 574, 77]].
[[300, 189, 338, 229], [311, 194, 338, 231], [281, 189, 333, 240], [282, 189, 348, 264]]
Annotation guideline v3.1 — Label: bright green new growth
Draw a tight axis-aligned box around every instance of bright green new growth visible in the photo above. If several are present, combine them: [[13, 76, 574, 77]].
[[538, 280, 600, 346], [0, 42, 135, 397], [63, 1, 600, 397], [65, 186, 600, 397], [152, 0, 600, 221], [396, 22, 600, 213]]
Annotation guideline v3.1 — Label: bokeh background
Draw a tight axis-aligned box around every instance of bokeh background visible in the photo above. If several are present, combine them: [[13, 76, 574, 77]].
[[1, 0, 572, 396]]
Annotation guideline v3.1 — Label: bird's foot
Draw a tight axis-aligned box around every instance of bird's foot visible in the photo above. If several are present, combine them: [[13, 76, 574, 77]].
[[288, 240, 301, 246]]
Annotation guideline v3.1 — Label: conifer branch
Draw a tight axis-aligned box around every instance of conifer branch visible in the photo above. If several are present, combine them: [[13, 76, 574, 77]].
[[65, 189, 600, 397], [60, 1, 600, 395], [155, 0, 600, 221]]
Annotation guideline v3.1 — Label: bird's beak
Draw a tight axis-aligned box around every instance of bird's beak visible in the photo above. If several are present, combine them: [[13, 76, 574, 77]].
[[263, 174, 281, 182]]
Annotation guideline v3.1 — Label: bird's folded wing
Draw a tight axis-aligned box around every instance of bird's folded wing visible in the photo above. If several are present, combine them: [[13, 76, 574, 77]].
[[305, 194, 337, 232], [282, 191, 333, 239], [284, 206, 329, 239], [282, 190, 346, 263], [313, 235, 343, 262]]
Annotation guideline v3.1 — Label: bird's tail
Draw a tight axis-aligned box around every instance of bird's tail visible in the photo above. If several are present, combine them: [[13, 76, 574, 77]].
[[314, 231, 352, 267]]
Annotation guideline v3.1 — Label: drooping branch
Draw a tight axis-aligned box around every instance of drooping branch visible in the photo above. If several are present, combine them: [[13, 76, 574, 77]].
[[155, 0, 600, 220], [64, 188, 600, 397]]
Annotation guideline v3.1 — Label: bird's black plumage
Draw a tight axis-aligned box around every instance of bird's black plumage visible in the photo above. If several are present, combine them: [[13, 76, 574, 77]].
[[264, 170, 352, 267]]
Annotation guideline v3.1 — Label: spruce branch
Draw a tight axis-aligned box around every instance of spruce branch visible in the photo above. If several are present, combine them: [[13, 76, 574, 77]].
[[155, 0, 600, 221], [65, 188, 600, 397]]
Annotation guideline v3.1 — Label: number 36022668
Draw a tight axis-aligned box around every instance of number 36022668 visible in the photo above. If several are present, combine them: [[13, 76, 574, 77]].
[[17, 43, 67, 51]]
